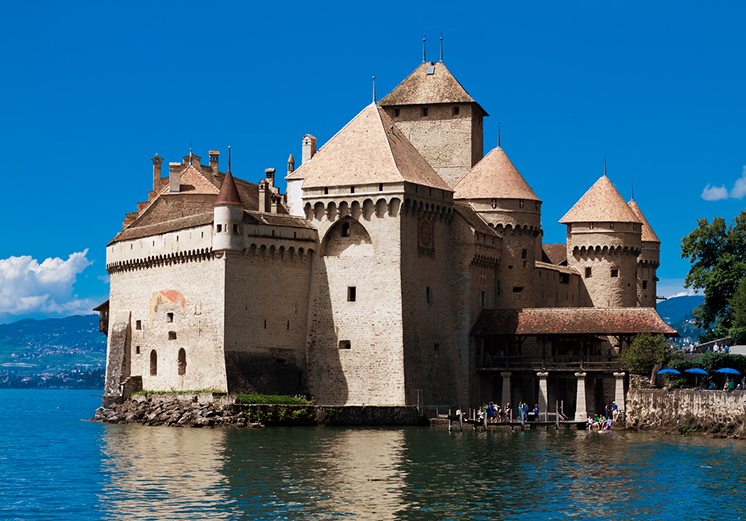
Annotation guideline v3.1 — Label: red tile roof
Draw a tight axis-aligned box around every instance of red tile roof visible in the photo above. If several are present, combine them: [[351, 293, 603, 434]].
[[471, 307, 677, 336], [627, 199, 661, 243], [541, 243, 567, 265], [560, 175, 641, 224], [454, 147, 540, 201], [215, 170, 242, 206]]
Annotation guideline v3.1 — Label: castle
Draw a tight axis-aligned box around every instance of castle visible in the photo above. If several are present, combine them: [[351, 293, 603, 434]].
[[99, 57, 675, 420]]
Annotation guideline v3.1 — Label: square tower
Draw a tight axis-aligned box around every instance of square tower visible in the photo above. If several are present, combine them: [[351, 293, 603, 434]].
[[380, 62, 487, 188]]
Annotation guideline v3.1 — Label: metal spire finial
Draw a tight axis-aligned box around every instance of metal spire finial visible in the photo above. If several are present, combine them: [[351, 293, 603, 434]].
[[497, 122, 501, 147], [603, 153, 607, 177], [422, 34, 427, 63], [372, 75, 376, 103], [227, 145, 232, 174], [439, 33, 443, 62], [631, 180, 635, 201], [189, 141, 193, 165]]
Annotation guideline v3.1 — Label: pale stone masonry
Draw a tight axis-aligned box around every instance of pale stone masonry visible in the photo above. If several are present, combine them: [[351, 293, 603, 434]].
[[100, 57, 674, 414]]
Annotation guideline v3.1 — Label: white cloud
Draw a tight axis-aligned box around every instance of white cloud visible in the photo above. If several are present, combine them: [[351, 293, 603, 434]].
[[0, 250, 97, 318], [701, 184, 729, 201], [702, 166, 746, 201], [657, 278, 700, 299]]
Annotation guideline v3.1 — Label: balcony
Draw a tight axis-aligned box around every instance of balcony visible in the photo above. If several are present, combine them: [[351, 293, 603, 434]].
[[477, 354, 620, 372]]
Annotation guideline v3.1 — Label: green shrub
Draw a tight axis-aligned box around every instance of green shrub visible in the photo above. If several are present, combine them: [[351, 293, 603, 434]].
[[620, 334, 671, 374], [236, 393, 313, 405]]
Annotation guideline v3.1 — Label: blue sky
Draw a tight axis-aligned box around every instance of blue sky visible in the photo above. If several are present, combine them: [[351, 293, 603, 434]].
[[0, 0, 744, 322]]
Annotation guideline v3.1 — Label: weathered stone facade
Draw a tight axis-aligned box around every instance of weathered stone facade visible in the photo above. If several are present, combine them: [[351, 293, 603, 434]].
[[100, 57, 672, 414]]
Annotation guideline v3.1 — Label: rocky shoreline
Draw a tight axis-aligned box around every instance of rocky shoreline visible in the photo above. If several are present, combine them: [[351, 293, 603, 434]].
[[92, 394, 426, 428]]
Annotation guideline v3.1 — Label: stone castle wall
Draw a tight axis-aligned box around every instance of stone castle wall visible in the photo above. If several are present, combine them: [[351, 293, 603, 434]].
[[107, 254, 228, 393], [305, 196, 406, 406], [223, 245, 313, 394], [626, 389, 746, 436]]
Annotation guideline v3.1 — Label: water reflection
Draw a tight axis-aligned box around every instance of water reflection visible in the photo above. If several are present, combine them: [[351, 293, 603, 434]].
[[99, 425, 235, 519], [97, 423, 746, 520]]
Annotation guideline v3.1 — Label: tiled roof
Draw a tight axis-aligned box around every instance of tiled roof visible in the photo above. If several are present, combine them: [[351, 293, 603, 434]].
[[453, 202, 501, 237], [454, 147, 540, 201], [627, 199, 661, 243], [112, 212, 215, 243], [379, 62, 483, 110], [215, 171, 242, 206], [559, 175, 641, 224], [541, 243, 568, 265], [288, 103, 451, 191], [471, 307, 677, 336]]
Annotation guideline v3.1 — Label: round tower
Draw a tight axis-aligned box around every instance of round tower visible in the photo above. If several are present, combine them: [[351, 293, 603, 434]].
[[560, 175, 642, 308], [213, 169, 243, 252], [454, 146, 541, 308], [628, 199, 660, 307]]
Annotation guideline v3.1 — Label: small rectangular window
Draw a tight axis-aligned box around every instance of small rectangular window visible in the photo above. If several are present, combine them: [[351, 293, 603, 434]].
[[379, 183, 383, 191], [610, 223, 615, 230], [521, 249, 528, 259], [216, 224, 223, 232], [434, 343, 440, 352], [426, 286, 431, 304], [350, 186, 355, 194], [422, 107, 429, 117], [453, 106, 460, 115], [168, 331, 176, 340], [263, 319, 267, 329], [233, 224, 238, 234], [642, 280, 648, 289], [519, 200, 524, 208], [135, 346, 140, 354], [324, 187, 329, 195], [585, 267, 592, 278], [347, 286, 357, 302], [166, 313, 174, 323], [611, 268, 619, 278], [339, 340, 351, 350], [512, 287, 524, 293], [589, 223, 595, 230], [135, 320, 142, 330]]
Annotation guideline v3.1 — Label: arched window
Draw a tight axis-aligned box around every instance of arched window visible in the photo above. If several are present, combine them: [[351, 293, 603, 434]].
[[150, 350, 157, 376], [178, 348, 186, 376]]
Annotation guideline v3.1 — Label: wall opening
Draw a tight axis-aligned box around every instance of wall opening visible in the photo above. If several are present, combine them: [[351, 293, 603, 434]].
[[166, 312, 174, 323], [217, 224, 223, 233], [341, 222, 351, 237], [135, 320, 142, 330], [177, 348, 186, 375], [611, 268, 619, 278], [135, 346, 140, 355], [585, 267, 592, 278], [168, 331, 177, 340], [347, 286, 357, 302], [339, 340, 351, 350], [150, 350, 157, 375], [426, 286, 431, 304]]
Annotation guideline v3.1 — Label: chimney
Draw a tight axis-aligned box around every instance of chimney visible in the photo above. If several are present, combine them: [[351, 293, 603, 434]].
[[258, 180, 270, 213], [265, 168, 275, 188], [169, 162, 181, 193], [209, 150, 220, 173], [152, 154, 163, 190], [301, 134, 317, 164], [287, 153, 295, 175], [270, 195, 278, 214]]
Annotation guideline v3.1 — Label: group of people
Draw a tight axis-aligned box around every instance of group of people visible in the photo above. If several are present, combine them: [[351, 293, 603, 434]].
[[586, 401, 619, 431], [477, 401, 540, 424]]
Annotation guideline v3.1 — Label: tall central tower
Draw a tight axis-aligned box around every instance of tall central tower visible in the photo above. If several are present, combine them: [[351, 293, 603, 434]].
[[380, 61, 487, 188]]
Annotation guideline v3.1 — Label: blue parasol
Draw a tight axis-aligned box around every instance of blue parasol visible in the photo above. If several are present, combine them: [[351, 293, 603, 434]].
[[658, 368, 681, 375], [684, 368, 709, 375], [714, 367, 741, 375]]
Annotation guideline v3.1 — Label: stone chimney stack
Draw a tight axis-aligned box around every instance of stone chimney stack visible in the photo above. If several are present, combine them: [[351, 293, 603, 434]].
[[152, 155, 163, 190], [168, 162, 181, 193], [265, 168, 276, 188], [258, 180, 270, 213], [302, 134, 317, 165], [270, 195, 279, 214], [209, 150, 220, 173], [287, 153, 295, 175]]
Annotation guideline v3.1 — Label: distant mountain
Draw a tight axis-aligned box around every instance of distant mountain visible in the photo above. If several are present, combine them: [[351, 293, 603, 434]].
[[657, 295, 705, 347], [0, 315, 105, 389]]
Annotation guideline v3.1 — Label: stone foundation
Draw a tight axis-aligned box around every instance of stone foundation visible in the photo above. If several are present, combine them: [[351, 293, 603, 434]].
[[626, 389, 746, 438], [92, 394, 425, 428]]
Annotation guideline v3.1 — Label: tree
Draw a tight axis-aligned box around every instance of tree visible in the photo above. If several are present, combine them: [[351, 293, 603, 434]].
[[619, 334, 671, 376], [681, 211, 746, 338]]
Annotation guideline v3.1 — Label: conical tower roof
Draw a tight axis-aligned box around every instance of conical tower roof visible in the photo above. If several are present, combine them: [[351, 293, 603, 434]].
[[379, 62, 486, 114], [215, 170, 242, 206], [286, 103, 450, 191], [559, 175, 641, 224], [628, 199, 660, 243], [453, 146, 540, 201]]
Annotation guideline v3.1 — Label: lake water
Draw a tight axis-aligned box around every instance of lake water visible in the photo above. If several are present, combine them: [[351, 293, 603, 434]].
[[1, 389, 744, 520]]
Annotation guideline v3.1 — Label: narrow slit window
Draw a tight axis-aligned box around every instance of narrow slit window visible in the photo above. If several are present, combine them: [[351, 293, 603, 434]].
[[177, 348, 186, 375], [347, 286, 357, 302], [585, 267, 592, 278], [426, 286, 431, 304], [166, 312, 173, 323], [217, 224, 223, 233], [150, 350, 157, 375], [135, 320, 142, 330], [422, 107, 429, 117], [453, 106, 460, 115], [135, 346, 140, 355]]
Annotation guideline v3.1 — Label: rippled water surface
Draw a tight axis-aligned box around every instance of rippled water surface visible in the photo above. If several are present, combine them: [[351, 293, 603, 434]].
[[1, 389, 745, 520]]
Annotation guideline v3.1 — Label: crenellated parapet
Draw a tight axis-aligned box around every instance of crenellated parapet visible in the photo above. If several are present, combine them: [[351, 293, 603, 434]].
[[107, 248, 214, 274]]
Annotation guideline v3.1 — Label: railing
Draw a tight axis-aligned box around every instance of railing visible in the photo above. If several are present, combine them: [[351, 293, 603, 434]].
[[478, 354, 620, 371]]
